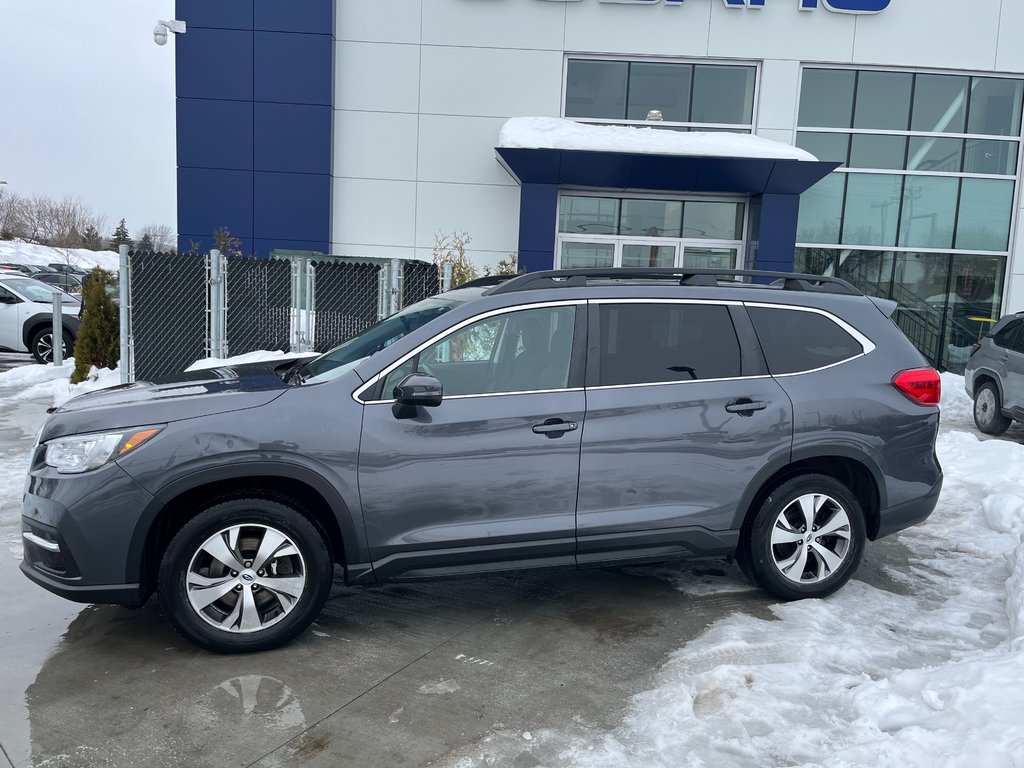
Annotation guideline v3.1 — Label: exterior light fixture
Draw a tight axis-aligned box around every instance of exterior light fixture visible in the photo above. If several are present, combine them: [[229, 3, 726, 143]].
[[645, 110, 664, 121]]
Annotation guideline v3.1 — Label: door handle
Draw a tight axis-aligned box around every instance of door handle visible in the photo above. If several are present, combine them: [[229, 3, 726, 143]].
[[532, 419, 578, 437], [725, 399, 767, 415]]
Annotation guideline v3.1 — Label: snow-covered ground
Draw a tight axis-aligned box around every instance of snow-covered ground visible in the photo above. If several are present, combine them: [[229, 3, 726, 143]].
[[0, 240, 119, 272], [3, 362, 1024, 765]]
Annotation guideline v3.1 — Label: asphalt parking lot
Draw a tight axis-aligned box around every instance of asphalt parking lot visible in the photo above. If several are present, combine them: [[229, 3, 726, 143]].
[[0, 384, 932, 768]]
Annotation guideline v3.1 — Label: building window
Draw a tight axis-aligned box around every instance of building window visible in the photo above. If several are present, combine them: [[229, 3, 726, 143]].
[[564, 58, 756, 132], [795, 66, 1023, 371], [557, 194, 745, 271]]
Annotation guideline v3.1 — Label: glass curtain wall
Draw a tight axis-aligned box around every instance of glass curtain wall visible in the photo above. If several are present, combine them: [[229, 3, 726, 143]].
[[796, 67, 1022, 370]]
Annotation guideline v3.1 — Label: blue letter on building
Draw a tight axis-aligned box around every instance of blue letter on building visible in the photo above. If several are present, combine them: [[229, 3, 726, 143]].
[[800, 0, 891, 12]]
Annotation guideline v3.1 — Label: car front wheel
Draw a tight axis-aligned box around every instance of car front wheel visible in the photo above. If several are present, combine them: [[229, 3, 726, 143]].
[[30, 327, 73, 364], [158, 498, 333, 653], [974, 382, 1011, 435], [740, 474, 866, 601]]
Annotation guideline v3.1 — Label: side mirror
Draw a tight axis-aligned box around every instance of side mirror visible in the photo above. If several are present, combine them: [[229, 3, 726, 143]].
[[393, 373, 443, 408]]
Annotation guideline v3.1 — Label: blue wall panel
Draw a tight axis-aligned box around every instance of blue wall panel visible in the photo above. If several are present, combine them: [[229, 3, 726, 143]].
[[175, 28, 253, 101], [254, 32, 333, 106], [176, 0, 253, 30], [178, 168, 254, 240], [177, 98, 254, 171], [519, 184, 559, 255], [254, 102, 331, 174], [254, 0, 334, 34], [253, 172, 331, 240], [752, 194, 800, 272]]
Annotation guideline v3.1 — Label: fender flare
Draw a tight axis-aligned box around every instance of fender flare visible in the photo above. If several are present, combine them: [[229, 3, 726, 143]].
[[125, 459, 365, 583], [22, 312, 81, 348], [969, 368, 1005, 404]]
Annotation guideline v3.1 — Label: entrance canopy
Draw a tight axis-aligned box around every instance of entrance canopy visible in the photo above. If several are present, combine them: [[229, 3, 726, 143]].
[[494, 117, 840, 273]]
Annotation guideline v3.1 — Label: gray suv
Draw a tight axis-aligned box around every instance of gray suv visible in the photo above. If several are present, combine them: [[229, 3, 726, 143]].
[[965, 312, 1024, 434], [21, 269, 943, 653]]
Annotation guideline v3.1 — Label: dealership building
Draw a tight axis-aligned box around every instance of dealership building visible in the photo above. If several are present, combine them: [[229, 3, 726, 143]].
[[173, 0, 1024, 369]]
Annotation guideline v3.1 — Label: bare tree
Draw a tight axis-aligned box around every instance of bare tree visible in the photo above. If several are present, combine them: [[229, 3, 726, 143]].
[[0, 188, 26, 239], [137, 223, 176, 253]]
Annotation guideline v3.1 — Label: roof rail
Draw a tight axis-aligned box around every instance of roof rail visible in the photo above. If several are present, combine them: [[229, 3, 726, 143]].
[[456, 274, 518, 289], [487, 268, 861, 297]]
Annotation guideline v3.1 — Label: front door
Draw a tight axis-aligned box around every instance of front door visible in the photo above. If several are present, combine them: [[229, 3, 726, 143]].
[[357, 303, 586, 579], [0, 285, 23, 351], [576, 300, 793, 564]]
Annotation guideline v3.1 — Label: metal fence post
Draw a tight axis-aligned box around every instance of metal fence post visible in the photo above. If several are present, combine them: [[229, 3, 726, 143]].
[[118, 244, 131, 383], [51, 293, 64, 367], [389, 258, 401, 315], [442, 262, 453, 293], [289, 255, 302, 352], [209, 249, 228, 359], [305, 259, 316, 351]]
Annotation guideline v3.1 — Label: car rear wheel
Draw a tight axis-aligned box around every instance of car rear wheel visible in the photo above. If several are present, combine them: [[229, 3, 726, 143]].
[[974, 382, 1011, 435], [30, 327, 74, 365], [158, 498, 332, 653], [740, 474, 866, 601]]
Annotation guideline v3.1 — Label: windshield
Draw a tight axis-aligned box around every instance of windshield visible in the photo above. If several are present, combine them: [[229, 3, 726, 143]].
[[0, 277, 79, 303], [300, 295, 463, 383]]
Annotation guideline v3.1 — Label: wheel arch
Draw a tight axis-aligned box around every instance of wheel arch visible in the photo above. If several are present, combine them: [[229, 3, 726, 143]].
[[22, 312, 79, 349], [971, 369, 1004, 403], [128, 462, 364, 595], [733, 449, 885, 542]]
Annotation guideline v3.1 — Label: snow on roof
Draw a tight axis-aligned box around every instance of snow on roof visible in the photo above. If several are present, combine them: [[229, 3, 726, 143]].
[[498, 117, 817, 162]]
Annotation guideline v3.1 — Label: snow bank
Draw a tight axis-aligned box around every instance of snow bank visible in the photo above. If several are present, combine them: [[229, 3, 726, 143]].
[[0, 361, 120, 407], [498, 117, 817, 161], [185, 350, 315, 372], [0, 240, 119, 272]]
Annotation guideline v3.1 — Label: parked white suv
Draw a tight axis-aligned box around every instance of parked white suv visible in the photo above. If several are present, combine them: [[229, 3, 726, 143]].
[[0, 275, 81, 363]]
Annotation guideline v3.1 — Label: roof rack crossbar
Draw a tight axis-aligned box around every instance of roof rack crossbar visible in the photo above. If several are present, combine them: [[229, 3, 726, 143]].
[[487, 268, 860, 297]]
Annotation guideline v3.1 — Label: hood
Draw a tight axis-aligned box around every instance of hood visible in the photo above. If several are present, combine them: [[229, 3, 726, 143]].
[[43, 359, 297, 440]]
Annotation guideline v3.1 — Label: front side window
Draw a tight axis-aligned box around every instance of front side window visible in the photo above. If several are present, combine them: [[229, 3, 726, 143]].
[[748, 307, 864, 375], [595, 303, 741, 387], [382, 306, 577, 399]]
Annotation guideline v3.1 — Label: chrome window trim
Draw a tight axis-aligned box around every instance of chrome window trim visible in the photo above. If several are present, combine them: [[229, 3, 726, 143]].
[[592, 298, 743, 306], [352, 300, 584, 405], [586, 375, 772, 393]]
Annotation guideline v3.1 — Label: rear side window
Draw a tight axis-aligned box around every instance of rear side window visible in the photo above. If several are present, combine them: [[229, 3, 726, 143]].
[[748, 306, 864, 375], [992, 320, 1021, 350], [596, 303, 741, 386]]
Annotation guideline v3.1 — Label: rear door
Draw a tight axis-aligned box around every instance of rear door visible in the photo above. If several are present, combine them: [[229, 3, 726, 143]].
[[1004, 322, 1024, 413], [0, 284, 23, 351], [575, 299, 793, 564], [988, 320, 1022, 410]]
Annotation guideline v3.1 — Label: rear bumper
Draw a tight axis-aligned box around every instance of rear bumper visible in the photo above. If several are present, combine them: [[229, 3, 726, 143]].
[[875, 476, 942, 540]]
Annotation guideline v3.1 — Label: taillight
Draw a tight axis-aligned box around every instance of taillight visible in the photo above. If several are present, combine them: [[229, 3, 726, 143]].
[[892, 368, 941, 406]]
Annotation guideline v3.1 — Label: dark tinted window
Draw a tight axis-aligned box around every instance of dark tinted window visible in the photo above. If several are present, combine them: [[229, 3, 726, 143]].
[[992, 319, 1022, 350], [597, 303, 740, 386], [749, 307, 863, 375]]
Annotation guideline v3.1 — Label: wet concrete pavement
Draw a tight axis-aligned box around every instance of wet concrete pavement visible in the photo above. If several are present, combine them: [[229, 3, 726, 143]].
[[0, 385, 916, 768]]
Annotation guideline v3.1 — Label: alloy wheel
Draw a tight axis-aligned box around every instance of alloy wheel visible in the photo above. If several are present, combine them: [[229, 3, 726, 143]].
[[35, 333, 65, 363], [769, 493, 852, 584], [185, 524, 307, 634]]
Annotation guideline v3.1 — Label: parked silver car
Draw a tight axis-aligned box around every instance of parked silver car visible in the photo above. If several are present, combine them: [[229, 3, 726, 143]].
[[965, 312, 1024, 434]]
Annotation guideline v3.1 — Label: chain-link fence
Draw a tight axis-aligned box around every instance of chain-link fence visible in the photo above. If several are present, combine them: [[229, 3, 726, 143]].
[[121, 252, 443, 381]]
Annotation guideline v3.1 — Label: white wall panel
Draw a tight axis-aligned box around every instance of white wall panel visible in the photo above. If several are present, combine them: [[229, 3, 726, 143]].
[[332, 178, 417, 248], [708, 3, 854, 63], [335, 42, 421, 113], [996, 0, 1024, 73], [337, 0, 422, 44], [334, 111, 419, 180], [563, 1, 710, 58], [851, 0, 1000, 72], [418, 115, 513, 186], [757, 59, 801, 132], [755, 127, 796, 147], [415, 182, 520, 253], [419, 46, 563, 117], [422, 0, 565, 51]]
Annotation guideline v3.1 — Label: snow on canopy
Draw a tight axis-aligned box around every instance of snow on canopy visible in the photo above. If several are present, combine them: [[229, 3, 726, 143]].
[[498, 116, 818, 162]]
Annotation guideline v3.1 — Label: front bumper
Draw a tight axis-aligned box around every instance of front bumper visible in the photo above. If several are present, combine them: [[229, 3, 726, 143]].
[[21, 459, 155, 607], [874, 476, 943, 540]]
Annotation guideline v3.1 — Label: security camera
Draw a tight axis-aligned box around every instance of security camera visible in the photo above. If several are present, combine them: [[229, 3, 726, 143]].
[[153, 19, 186, 46]]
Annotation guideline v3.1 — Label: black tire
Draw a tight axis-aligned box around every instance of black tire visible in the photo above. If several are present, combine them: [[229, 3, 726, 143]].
[[30, 326, 73, 365], [973, 381, 1012, 436], [738, 474, 866, 601], [158, 498, 332, 653]]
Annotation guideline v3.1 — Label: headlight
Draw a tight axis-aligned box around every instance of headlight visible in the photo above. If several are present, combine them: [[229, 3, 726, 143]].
[[44, 428, 162, 474]]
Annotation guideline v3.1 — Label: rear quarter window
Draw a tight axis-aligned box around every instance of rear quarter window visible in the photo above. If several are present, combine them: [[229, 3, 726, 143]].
[[992, 320, 1021, 350], [748, 306, 865, 375]]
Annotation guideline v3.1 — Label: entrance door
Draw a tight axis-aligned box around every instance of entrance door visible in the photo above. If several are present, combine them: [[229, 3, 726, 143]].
[[357, 303, 586, 579]]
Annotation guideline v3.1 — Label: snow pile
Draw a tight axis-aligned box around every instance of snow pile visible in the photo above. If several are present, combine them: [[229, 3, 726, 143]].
[[939, 370, 975, 432], [498, 117, 817, 161], [536, 379, 1024, 768], [185, 350, 315, 372], [0, 240, 119, 272], [0, 361, 120, 407]]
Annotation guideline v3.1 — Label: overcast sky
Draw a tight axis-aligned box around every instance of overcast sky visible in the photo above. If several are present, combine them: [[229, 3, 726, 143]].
[[0, 0, 177, 237]]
